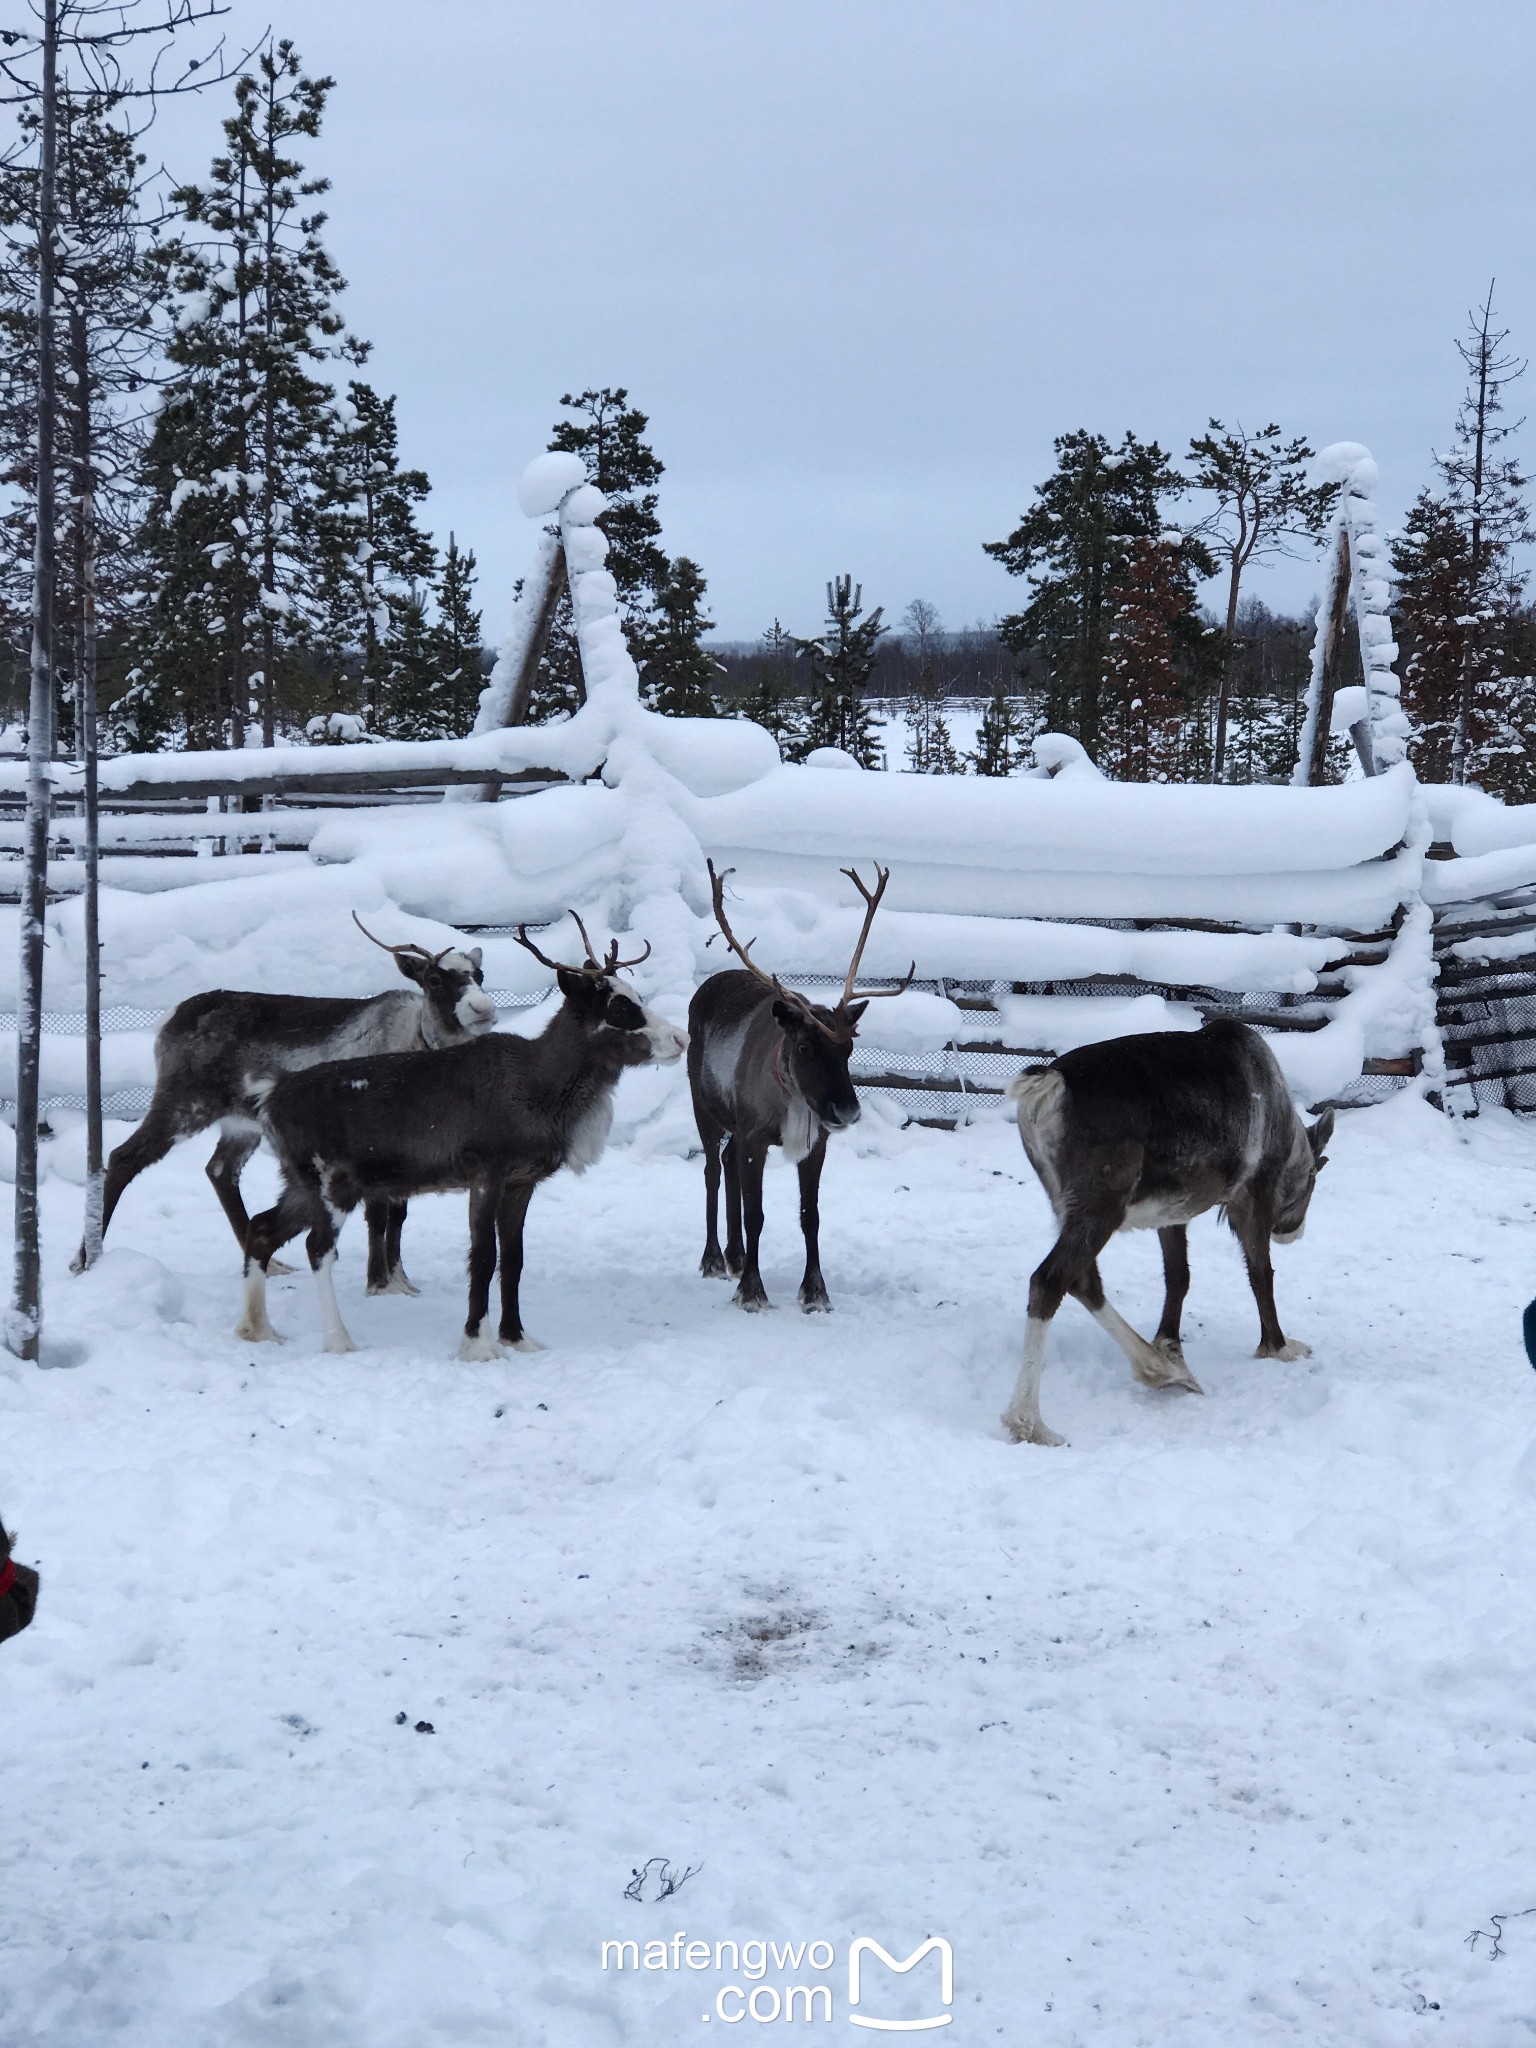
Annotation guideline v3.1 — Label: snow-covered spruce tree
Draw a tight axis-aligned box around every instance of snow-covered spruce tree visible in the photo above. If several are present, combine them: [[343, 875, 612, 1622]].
[[1186, 421, 1336, 780], [131, 41, 356, 747], [735, 618, 804, 756], [904, 664, 963, 773], [527, 385, 668, 721], [377, 586, 441, 740], [970, 675, 1031, 775], [1393, 288, 1535, 794], [0, 93, 160, 747], [1103, 534, 1211, 781], [315, 379, 434, 729], [792, 575, 885, 766], [984, 429, 1185, 756], [635, 554, 719, 715]]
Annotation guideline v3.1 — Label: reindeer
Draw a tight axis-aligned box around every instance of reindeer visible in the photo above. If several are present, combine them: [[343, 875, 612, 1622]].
[[1002, 1017, 1333, 1445], [239, 914, 687, 1358], [689, 861, 913, 1311], [0, 1514, 39, 1647], [79, 914, 495, 1291]]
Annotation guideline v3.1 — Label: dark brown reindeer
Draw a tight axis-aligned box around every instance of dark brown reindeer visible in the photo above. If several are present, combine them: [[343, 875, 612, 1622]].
[[239, 914, 686, 1358], [79, 914, 495, 1291], [689, 860, 913, 1312], [1002, 1017, 1333, 1446], [0, 1514, 39, 1648]]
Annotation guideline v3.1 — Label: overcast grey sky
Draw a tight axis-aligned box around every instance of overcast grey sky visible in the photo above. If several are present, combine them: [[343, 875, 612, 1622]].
[[155, 0, 1536, 641]]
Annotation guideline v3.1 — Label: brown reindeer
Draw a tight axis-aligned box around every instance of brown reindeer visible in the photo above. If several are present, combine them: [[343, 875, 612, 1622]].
[[688, 862, 913, 1311]]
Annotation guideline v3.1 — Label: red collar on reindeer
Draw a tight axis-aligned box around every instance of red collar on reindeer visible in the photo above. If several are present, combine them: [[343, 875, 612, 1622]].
[[0, 1558, 14, 1599]]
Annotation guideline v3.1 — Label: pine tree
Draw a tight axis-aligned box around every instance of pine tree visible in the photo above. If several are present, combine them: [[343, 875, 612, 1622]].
[[1186, 421, 1336, 778], [904, 663, 963, 773], [736, 618, 803, 756], [433, 532, 482, 736], [1394, 288, 1534, 794], [636, 554, 719, 715], [378, 587, 441, 740], [792, 574, 885, 766], [527, 384, 668, 721], [131, 40, 356, 746], [971, 676, 1031, 776], [0, 93, 159, 748], [984, 429, 1185, 755], [317, 378, 434, 727], [1103, 535, 1203, 781]]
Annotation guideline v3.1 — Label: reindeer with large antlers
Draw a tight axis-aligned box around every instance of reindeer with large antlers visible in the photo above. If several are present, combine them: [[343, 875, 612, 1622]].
[[689, 861, 914, 1312], [80, 912, 495, 1286], [239, 914, 686, 1357]]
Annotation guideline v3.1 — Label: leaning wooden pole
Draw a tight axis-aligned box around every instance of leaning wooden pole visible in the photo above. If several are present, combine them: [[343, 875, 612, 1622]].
[[11, 0, 58, 1359]]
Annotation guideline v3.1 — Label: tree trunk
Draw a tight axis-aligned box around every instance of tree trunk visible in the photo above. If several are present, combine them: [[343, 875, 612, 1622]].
[[70, 308, 103, 1267], [1211, 554, 1244, 781], [12, 0, 58, 1359]]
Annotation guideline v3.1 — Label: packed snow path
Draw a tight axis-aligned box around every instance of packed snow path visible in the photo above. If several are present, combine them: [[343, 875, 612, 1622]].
[[1, 1094, 1534, 2045]]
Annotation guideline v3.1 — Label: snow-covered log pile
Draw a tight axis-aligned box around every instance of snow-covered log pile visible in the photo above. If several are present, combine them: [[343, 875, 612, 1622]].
[[0, 452, 1446, 1129], [1417, 786, 1536, 1109]]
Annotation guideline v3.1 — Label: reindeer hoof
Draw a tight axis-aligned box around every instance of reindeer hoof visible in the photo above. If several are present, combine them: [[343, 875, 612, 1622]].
[[1147, 1338, 1204, 1394], [458, 1330, 506, 1362], [799, 1293, 832, 1314], [368, 1270, 420, 1297], [234, 1317, 284, 1345], [734, 1289, 772, 1314], [507, 1334, 545, 1354], [264, 1257, 296, 1278], [323, 1332, 358, 1355], [1003, 1410, 1066, 1447], [700, 1252, 729, 1279], [1256, 1338, 1311, 1361]]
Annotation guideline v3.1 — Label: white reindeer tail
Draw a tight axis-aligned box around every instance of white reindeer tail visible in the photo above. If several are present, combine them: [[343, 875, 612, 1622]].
[[244, 1074, 277, 1110], [1007, 1065, 1066, 1127]]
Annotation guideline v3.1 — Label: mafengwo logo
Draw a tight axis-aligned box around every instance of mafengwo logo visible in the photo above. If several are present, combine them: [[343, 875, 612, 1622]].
[[599, 1932, 955, 2028]]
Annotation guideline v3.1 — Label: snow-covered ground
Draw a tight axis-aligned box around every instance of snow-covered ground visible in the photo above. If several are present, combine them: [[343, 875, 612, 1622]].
[[2, 1089, 1535, 2045]]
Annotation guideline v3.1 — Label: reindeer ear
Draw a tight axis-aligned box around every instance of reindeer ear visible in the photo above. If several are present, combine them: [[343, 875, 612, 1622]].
[[1308, 1109, 1334, 1159], [556, 966, 591, 1002], [772, 1000, 807, 1032], [392, 951, 429, 987], [466, 946, 483, 973]]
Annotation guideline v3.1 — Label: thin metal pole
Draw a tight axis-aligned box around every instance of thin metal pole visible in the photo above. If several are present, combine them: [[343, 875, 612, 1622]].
[[12, 0, 58, 1359], [73, 308, 102, 1266]]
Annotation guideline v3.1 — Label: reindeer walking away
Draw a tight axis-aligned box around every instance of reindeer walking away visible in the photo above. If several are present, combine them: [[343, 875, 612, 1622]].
[[240, 915, 686, 1357], [1003, 1018, 1333, 1445], [689, 861, 913, 1311], [79, 915, 494, 1291]]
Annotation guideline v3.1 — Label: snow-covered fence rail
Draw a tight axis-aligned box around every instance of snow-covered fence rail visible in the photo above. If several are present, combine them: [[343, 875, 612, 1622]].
[[1421, 786, 1536, 1109]]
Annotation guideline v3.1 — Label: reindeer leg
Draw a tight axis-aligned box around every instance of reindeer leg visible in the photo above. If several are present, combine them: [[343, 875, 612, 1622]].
[[366, 1198, 417, 1295], [722, 1135, 745, 1278], [308, 1209, 357, 1355], [238, 1185, 314, 1344], [74, 1096, 187, 1272], [1152, 1225, 1195, 1376], [496, 1180, 542, 1352], [1003, 1217, 1095, 1446], [460, 1185, 504, 1361], [206, 1126, 293, 1270], [733, 1143, 772, 1311], [699, 1117, 729, 1279], [1072, 1256, 1202, 1394], [797, 1132, 831, 1311], [1229, 1191, 1309, 1361]]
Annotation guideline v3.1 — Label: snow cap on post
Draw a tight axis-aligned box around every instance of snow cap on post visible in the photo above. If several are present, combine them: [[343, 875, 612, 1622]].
[[517, 451, 587, 518]]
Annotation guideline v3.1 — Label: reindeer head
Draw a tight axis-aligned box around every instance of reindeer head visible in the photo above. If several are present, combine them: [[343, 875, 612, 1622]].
[[706, 860, 914, 1132], [1273, 1108, 1334, 1244], [514, 913, 687, 1068], [353, 912, 495, 1043]]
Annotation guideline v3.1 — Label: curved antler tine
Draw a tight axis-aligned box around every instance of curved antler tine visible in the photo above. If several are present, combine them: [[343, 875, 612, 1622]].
[[858, 959, 918, 1000], [839, 863, 893, 1008], [611, 938, 652, 971], [353, 908, 433, 962], [512, 922, 567, 973], [567, 908, 602, 970], [707, 858, 782, 992]]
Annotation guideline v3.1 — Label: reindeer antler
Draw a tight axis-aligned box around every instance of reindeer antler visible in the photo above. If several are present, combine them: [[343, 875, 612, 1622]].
[[838, 866, 915, 1005], [707, 860, 787, 996], [514, 911, 652, 978], [352, 910, 452, 969]]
